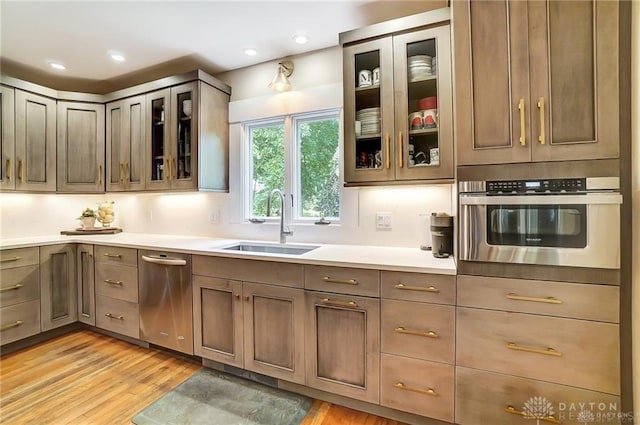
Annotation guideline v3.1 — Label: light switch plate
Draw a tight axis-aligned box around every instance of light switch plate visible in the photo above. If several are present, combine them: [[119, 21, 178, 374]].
[[376, 212, 392, 230]]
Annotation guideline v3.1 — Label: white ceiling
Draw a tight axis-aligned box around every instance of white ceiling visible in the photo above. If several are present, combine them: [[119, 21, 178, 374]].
[[0, 1, 437, 82]]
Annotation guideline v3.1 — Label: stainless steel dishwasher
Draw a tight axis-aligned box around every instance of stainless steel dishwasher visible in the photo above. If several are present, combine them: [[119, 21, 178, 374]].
[[139, 250, 193, 355]]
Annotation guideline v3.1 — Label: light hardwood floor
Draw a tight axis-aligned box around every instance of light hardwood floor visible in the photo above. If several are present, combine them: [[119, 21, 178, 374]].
[[0, 329, 404, 425]]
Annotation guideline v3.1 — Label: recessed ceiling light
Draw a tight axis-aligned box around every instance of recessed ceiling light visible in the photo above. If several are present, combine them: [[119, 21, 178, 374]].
[[110, 53, 126, 62], [293, 34, 309, 45], [48, 61, 66, 70], [244, 48, 257, 56]]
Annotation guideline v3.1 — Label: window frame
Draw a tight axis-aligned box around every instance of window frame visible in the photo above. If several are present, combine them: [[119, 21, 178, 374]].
[[242, 108, 342, 225]]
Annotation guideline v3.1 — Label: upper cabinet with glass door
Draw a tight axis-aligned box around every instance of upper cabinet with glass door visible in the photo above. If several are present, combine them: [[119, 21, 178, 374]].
[[341, 8, 453, 185]]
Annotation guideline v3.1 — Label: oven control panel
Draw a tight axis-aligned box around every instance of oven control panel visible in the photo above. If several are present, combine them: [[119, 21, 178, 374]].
[[487, 178, 586, 193]]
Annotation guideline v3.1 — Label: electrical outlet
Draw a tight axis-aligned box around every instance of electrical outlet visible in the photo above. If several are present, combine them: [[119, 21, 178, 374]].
[[209, 209, 220, 224], [376, 212, 392, 230]]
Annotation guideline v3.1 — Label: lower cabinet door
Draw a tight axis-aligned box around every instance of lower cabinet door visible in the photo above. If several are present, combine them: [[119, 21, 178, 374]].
[[380, 353, 454, 422], [456, 367, 621, 425], [243, 282, 305, 384], [192, 275, 243, 368], [0, 300, 41, 345], [76, 244, 95, 326], [40, 244, 77, 331], [95, 295, 139, 339], [305, 291, 380, 403]]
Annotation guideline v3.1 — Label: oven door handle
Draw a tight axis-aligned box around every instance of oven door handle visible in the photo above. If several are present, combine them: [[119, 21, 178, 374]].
[[459, 193, 622, 206], [141, 255, 187, 266]]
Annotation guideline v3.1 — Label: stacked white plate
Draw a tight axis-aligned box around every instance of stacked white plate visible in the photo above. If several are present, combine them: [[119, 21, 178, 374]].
[[356, 107, 381, 135], [408, 55, 434, 81]]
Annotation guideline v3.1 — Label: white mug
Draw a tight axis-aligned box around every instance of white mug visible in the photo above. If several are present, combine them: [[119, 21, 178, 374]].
[[372, 67, 380, 85], [358, 70, 372, 87], [430, 147, 440, 165]]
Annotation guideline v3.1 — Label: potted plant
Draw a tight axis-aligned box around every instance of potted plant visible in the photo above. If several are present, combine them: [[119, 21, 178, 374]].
[[78, 207, 96, 229]]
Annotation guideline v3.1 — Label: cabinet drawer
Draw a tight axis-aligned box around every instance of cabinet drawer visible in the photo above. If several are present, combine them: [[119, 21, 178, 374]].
[[95, 263, 138, 302], [381, 271, 455, 305], [458, 275, 619, 323], [0, 265, 39, 307], [381, 299, 454, 363], [456, 367, 621, 425], [96, 295, 139, 339], [0, 300, 41, 345], [456, 307, 620, 394], [0, 247, 39, 270], [95, 246, 137, 267], [380, 353, 454, 422], [193, 256, 303, 288], [305, 265, 379, 297]]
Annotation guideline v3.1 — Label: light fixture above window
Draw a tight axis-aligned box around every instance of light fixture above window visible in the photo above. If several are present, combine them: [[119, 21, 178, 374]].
[[268, 60, 294, 92]]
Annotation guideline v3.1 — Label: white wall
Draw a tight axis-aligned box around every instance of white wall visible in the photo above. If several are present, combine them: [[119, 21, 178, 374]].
[[632, 0, 640, 413]]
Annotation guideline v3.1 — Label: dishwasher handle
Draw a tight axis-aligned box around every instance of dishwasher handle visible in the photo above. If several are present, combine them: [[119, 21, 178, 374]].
[[141, 255, 187, 266]]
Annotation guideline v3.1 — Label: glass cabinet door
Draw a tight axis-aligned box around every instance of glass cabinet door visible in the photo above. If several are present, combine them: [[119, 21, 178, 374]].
[[343, 37, 394, 183], [394, 26, 453, 180], [146, 88, 171, 189], [169, 82, 197, 190]]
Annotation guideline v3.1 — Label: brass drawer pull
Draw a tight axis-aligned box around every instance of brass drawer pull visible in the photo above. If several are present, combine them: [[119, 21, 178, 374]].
[[506, 293, 563, 304], [0, 320, 23, 331], [505, 405, 561, 424], [394, 326, 439, 339], [394, 283, 439, 293], [322, 276, 358, 285], [104, 279, 123, 286], [0, 283, 23, 292], [507, 342, 562, 357], [0, 256, 22, 263], [105, 313, 124, 320], [103, 253, 122, 258], [321, 298, 358, 308], [394, 382, 438, 397]]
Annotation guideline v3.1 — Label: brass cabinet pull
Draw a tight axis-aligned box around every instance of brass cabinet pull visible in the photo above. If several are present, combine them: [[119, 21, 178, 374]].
[[397, 131, 403, 168], [0, 283, 23, 292], [105, 313, 124, 320], [506, 293, 563, 304], [234, 293, 240, 299], [119, 162, 125, 184], [394, 283, 440, 293], [173, 157, 177, 179], [0, 256, 22, 263], [245, 295, 250, 301], [104, 279, 123, 286], [505, 405, 561, 424], [321, 298, 358, 308], [322, 276, 358, 285], [18, 159, 24, 182], [164, 156, 170, 180], [394, 382, 438, 397], [97, 164, 102, 185], [394, 326, 439, 339], [518, 99, 526, 146], [5, 158, 11, 181], [537, 97, 546, 144], [385, 133, 390, 169], [0, 320, 23, 331], [103, 253, 122, 258], [125, 162, 130, 182], [507, 342, 562, 357]]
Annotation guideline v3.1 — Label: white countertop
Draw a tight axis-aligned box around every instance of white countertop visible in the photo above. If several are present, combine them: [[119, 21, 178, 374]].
[[0, 232, 456, 275]]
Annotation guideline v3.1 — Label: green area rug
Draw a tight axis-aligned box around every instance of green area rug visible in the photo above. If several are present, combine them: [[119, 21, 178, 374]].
[[132, 368, 313, 425]]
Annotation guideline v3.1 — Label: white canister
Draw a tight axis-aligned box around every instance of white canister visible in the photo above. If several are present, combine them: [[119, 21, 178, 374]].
[[358, 70, 372, 87], [372, 67, 380, 85]]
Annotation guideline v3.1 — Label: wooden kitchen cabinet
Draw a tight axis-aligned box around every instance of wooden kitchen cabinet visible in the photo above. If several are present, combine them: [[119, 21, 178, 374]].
[[76, 244, 95, 326], [341, 10, 453, 184], [0, 85, 15, 191], [40, 244, 77, 331], [10, 89, 57, 191], [454, 0, 620, 165], [57, 101, 105, 192], [106, 95, 146, 191], [305, 290, 380, 403], [192, 256, 306, 384], [146, 79, 229, 191]]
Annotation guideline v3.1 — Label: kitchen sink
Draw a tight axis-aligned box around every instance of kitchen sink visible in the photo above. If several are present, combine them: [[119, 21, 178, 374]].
[[222, 242, 319, 255]]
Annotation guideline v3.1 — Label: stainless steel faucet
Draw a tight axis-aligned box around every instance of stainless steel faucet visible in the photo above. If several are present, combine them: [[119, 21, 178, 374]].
[[266, 189, 293, 243]]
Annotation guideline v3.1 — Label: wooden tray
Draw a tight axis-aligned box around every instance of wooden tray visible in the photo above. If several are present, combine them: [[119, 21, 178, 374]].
[[61, 227, 123, 235]]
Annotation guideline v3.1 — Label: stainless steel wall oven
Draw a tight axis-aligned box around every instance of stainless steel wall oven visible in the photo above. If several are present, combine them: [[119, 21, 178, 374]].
[[459, 177, 622, 269]]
